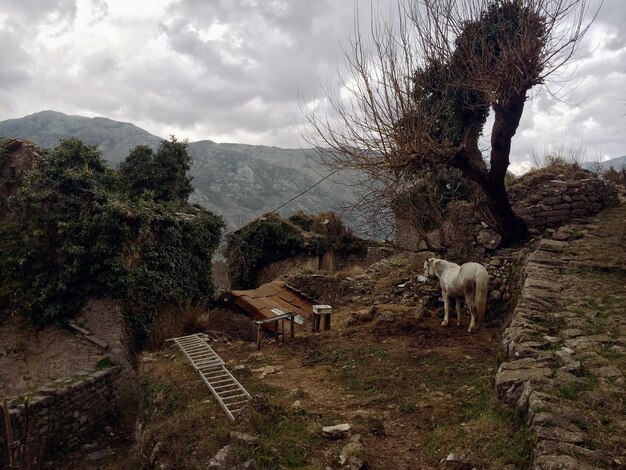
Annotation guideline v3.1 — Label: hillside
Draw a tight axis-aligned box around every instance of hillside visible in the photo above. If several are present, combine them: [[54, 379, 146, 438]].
[[0, 111, 162, 166], [0, 111, 357, 229], [188, 141, 356, 229]]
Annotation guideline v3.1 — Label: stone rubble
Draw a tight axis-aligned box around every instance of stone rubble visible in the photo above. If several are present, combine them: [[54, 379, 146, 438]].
[[339, 434, 366, 469]]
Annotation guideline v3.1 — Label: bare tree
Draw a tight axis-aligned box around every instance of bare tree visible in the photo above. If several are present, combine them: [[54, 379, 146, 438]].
[[304, 0, 595, 246]]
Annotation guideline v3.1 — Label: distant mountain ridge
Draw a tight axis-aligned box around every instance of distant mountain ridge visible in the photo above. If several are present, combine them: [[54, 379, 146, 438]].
[[0, 111, 356, 229], [583, 156, 626, 172]]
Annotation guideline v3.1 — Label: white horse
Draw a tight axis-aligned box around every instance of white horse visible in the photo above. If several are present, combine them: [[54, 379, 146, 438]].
[[424, 258, 489, 333]]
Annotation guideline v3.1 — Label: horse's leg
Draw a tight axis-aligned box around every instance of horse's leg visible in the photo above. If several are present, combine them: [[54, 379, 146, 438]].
[[455, 298, 463, 327], [442, 294, 450, 326], [466, 295, 476, 333]]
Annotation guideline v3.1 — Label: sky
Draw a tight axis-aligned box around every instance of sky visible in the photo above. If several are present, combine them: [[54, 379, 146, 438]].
[[0, 0, 624, 174]]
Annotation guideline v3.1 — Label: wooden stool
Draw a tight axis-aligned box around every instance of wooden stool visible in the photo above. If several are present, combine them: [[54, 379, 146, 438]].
[[312, 304, 332, 332]]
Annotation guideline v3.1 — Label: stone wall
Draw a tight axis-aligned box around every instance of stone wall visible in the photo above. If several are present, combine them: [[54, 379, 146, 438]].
[[511, 177, 618, 231], [0, 139, 44, 198], [257, 246, 393, 287], [0, 366, 121, 466], [495, 206, 626, 469], [395, 174, 619, 255], [256, 253, 320, 286], [286, 273, 355, 306], [483, 248, 529, 322], [204, 307, 257, 342]]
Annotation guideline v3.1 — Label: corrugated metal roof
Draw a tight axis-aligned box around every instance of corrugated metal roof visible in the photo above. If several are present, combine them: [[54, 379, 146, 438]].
[[228, 281, 314, 323]]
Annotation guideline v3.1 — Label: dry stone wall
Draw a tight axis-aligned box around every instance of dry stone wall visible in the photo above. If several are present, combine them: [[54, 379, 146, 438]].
[[0, 366, 121, 465], [257, 247, 392, 287], [397, 174, 618, 256], [483, 248, 528, 321], [511, 177, 618, 231], [496, 207, 626, 469]]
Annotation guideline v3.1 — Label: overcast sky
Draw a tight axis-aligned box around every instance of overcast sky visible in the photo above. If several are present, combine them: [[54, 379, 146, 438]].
[[1, 0, 624, 173]]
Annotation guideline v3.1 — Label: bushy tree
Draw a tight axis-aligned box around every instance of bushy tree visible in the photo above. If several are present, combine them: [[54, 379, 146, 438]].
[[0, 139, 124, 323], [0, 138, 223, 343], [118, 145, 159, 197], [305, 0, 594, 246], [119, 136, 193, 202]]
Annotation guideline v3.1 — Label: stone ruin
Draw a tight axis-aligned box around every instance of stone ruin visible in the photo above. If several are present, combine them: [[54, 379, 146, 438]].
[[395, 168, 619, 256], [509, 173, 619, 232], [0, 139, 44, 198]]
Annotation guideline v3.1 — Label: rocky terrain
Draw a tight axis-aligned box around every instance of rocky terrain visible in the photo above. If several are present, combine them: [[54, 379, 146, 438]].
[[58, 250, 530, 469], [2, 202, 624, 469]]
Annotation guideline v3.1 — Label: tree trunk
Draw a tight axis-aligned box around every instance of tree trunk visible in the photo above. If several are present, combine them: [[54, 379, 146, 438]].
[[481, 178, 528, 246], [486, 93, 529, 246], [448, 94, 530, 246]]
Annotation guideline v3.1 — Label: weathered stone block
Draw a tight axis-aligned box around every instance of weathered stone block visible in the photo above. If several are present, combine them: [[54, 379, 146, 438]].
[[535, 426, 585, 444], [543, 196, 563, 205], [538, 239, 568, 252], [570, 200, 587, 209]]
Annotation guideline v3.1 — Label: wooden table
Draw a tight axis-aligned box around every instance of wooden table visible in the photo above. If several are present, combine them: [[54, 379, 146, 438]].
[[253, 312, 297, 350]]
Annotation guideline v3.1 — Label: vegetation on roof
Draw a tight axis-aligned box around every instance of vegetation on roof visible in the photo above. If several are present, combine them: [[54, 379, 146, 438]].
[[225, 211, 367, 290], [0, 137, 223, 344]]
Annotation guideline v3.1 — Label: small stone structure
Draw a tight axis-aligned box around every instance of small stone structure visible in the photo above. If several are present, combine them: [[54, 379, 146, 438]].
[[212, 281, 316, 341], [510, 177, 618, 231], [0, 139, 44, 198], [0, 366, 121, 465]]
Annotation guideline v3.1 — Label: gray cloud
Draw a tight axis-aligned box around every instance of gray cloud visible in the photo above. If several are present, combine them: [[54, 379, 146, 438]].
[[0, 0, 623, 162], [0, 0, 77, 26]]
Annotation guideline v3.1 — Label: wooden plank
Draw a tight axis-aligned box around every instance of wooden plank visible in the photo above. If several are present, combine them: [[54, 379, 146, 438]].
[[253, 313, 296, 324]]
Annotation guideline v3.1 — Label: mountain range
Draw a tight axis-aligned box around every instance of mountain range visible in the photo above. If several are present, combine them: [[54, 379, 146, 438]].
[[582, 156, 626, 172], [3, 111, 623, 231], [0, 111, 357, 229]]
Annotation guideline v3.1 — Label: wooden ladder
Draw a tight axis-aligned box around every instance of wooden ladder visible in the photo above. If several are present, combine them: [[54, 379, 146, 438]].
[[167, 334, 251, 420]]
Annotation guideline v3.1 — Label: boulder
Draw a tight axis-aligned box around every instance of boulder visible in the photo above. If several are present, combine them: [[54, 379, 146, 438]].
[[322, 423, 351, 439], [477, 229, 502, 250]]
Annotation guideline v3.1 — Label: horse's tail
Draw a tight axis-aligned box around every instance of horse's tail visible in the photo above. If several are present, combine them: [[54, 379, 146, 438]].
[[475, 268, 489, 324]]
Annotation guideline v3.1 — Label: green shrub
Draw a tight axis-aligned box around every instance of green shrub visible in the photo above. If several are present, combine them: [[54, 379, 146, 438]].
[[225, 212, 367, 289], [225, 214, 306, 289], [0, 138, 223, 345]]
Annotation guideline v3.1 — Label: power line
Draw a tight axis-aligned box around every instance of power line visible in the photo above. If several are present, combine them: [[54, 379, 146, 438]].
[[270, 169, 340, 214]]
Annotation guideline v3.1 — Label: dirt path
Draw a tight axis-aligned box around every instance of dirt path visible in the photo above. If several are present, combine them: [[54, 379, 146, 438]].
[[89, 256, 533, 469], [207, 305, 530, 469]]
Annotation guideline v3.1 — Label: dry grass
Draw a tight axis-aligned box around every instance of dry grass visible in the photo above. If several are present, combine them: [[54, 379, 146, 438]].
[[334, 265, 365, 279], [135, 352, 231, 469], [117, 350, 331, 469], [147, 304, 207, 350], [512, 160, 592, 188]]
